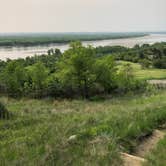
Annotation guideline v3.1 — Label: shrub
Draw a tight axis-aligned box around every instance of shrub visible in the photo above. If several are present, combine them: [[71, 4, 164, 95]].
[[117, 63, 147, 93], [0, 102, 9, 119]]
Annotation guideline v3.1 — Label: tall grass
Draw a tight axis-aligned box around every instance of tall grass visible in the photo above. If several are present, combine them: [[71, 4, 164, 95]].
[[145, 136, 166, 166], [0, 91, 166, 165]]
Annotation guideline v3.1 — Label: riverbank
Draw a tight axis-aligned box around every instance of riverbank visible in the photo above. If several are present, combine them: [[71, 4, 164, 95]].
[[0, 33, 166, 60], [0, 32, 147, 47]]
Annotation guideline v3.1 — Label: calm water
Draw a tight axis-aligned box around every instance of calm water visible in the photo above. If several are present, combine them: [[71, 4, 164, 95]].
[[0, 34, 166, 60]]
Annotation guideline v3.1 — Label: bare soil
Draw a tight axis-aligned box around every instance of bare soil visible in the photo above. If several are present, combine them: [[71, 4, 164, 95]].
[[121, 130, 165, 166]]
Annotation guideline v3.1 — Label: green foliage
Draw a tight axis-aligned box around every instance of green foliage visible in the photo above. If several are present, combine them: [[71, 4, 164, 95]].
[[2, 61, 26, 97], [0, 33, 147, 47], [55, 42, 136, 98], [117, 61, 166, 80], [94, 56, 117, 93], [26, 62, 49, 97], [0, 102, 9, 119], [153, 57, 166, 69], [56, 42, 97, 98], [117, 63, 135, 92], [140, 59, 152, 69], [0, 42, 151, 98], [117, 63, 147, 93], [107, 42, 166, 69]]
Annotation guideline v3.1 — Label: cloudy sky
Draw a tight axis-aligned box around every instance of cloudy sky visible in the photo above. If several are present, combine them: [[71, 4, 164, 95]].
[[0, 0, 166, 32]]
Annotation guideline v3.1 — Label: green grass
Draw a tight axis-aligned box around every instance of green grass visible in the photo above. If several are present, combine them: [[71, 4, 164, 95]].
[[0, 91, 166, 165], [117, 61, 166, 80], [145, 135, 166, 166]]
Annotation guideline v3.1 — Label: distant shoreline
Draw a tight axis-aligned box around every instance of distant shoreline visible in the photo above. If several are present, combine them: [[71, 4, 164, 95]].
[[0, 33, 148, 47]]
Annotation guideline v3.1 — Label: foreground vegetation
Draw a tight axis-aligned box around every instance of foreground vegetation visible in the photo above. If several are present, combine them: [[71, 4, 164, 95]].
[[0, 90, 166, 165], [145, 136, 166, 166]]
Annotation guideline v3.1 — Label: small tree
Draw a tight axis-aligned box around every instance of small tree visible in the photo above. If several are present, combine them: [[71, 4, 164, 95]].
[[56, 42, 96, 98], [94, 56, 117, 93], [26, 62, 49, 97], [2, 61, 26, 97], [117, 63, 135, 92], [140, 59, 151, 69], [0, 102, 9, 119]]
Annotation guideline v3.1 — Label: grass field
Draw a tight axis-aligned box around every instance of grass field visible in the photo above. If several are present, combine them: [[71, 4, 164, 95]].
[[0, 90, 166, 165], [117, 61, 166, 80]]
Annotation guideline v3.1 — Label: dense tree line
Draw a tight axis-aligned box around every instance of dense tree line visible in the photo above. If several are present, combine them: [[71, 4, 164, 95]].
[[98, 42, 166, 69], [0, 42, 146, 98], [0, 33, 146, 47]]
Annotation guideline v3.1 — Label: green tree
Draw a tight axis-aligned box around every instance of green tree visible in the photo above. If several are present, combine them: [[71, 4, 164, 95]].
[[117, 63, 135, 92], [56, 42, 96, 98], [140, 59, 151, 69], [94, 56, 117, 93], [2, 61, 26, 97], [27, 62, 49, 97], [0, 102, 9, 119]]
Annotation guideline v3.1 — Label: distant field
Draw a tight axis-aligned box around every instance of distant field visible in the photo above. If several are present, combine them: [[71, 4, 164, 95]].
[[0, 32, 147, 47], [117, 61, 166, 80], [0, 91, 166, 165]]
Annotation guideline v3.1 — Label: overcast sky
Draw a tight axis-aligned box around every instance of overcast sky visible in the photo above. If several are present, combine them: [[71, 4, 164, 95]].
[[0, 0, 166, 32]]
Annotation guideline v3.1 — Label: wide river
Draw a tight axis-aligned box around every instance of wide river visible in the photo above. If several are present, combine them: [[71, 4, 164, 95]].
[[0, 34, 166, 60]]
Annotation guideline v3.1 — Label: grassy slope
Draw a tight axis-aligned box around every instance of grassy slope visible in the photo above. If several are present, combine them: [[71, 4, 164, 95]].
[[0, 91, 166, 165], [145, 135, 166, 166], [117, 61, 166, 80]]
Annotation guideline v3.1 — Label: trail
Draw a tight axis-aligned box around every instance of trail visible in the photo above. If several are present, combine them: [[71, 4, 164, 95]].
[[121, 129, 165, 166], [148, 80, 166, 89]]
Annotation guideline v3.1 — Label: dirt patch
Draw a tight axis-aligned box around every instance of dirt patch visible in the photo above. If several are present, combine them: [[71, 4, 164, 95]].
[[148, 80, 166, 84], [148, 80, 166, 89], [121, 130, 165, 166], [135, 130, 165, 158], [121, 153, 146, 166]]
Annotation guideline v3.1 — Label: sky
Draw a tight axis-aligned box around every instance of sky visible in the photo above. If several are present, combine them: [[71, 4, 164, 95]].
[[0, 0, 166, 33]]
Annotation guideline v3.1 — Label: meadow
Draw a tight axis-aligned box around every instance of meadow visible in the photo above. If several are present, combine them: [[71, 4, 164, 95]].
[[117, 61, 166, 80], [0, 90, 166, 165]]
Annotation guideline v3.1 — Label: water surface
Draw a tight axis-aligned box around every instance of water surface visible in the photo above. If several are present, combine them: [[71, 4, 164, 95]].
[[0, 34, 166, 60]]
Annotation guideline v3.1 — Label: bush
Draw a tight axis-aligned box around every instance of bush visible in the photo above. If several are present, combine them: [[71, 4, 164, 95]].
[[117, 63, 147, 93], [139, 59, 151, 69], [0, 102, 9, 119]]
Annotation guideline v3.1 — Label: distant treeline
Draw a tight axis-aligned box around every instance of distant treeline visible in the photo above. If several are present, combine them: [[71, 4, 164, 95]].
[[0, 32, 147, 47], [96, 42, 166, 69]]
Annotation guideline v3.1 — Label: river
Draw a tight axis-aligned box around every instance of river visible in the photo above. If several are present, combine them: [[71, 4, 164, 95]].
[[0, 34, 166, 60]]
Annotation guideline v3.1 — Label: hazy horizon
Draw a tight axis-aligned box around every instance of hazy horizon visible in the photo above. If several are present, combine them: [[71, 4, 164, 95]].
[[0, 0, 166, 33]]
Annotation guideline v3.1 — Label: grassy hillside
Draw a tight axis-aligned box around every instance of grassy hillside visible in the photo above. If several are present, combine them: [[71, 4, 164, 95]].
[[117, 61, 166, 80], [0, 90, 166, 165], [145, 135, 166, 166]]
